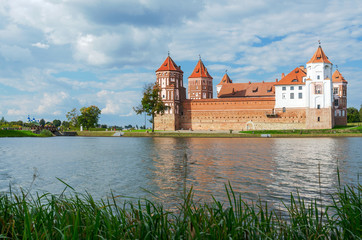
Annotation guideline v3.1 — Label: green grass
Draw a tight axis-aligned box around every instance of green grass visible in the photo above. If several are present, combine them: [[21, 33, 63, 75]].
[[123, 129, 156, 132], [240, 125, 362, 135], [0, 130, 40, 137], [0, 182, 361, 239], [76, 131, 116, 137]]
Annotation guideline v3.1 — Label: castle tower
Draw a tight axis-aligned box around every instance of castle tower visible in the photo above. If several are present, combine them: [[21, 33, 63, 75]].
[[154, 55, 186, 130], [188, 58, 213, 99], [332, 69, 348, 125], [305, 45, 334, 128], [216, 72, 232, 96]]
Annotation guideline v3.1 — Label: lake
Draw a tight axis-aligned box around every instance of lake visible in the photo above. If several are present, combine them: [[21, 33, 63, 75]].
[[0, 137, 361, 208]]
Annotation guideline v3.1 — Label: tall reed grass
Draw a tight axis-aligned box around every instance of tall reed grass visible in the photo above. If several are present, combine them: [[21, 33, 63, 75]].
[[0, 181, 361, 239]]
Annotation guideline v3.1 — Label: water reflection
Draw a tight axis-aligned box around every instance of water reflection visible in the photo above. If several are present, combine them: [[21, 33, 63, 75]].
[[149, 137, 361, 207], [0, 137, 360, 209]]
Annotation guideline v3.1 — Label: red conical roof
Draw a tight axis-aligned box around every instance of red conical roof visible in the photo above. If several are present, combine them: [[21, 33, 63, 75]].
[[275, 66, 307, 85], [307, 46, 332, 64], [218, 73, 232, 85], [189, 59, 212, 79], [156, 56, 183, 73], [332, 70, 347, 83]]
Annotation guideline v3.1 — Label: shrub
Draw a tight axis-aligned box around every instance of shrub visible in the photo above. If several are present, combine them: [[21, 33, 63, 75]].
[[39, 129, 53, 137]]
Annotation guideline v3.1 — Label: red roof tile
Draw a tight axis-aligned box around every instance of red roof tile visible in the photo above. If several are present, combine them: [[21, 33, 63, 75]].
[[217, 73, 232, 85], [189, 59, 212, 79], [274, 67, 306, 85], [307, 46, 332, 64], [156, 56, 183, 73], [332, 70, 348, 83], [218, 82, 275, 98]]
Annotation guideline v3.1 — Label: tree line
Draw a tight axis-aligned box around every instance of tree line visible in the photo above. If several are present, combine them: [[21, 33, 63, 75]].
[[347, 106, 362, 123]]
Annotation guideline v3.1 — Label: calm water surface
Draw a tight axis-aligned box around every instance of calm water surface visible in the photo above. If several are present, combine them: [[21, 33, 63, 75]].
[[0, 137, 361, 207]]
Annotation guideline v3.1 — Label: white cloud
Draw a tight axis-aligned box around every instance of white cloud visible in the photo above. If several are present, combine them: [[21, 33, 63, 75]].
[[95, 90, 140, 116], [1, 0, 362, 125], [7, 109, 22, 116], [36, 92, 69, 114], [32, 42, 49, 49]]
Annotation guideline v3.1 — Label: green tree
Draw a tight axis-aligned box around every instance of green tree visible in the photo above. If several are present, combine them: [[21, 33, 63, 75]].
[[62, 121, 70, 128], [39, 119, 46, 126], [347, 107, 360, 123], [0, 117, 7, 125], [359, 104, 362, 122], [133, 83, 168, 132], [53, 119, 62, 127], [78, 105, 101, 130], [66, 108, 79, 127]]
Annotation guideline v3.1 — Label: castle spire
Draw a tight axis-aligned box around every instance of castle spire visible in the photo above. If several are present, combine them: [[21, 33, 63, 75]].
[[188, 58, 212, 79], [307, 45, 332, 64], [156, 55, 183, 73], [218, 72, 232, 85]]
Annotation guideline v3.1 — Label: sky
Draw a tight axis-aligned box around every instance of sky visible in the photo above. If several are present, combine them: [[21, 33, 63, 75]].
[[0, 0, 361, 127]]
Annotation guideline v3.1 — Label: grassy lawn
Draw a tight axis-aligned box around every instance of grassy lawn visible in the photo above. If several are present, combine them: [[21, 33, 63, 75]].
[[0, 130, 40, 137], [240, 125, 362, 135], [76, 131, 116, 137], [122, 129, 156, 132]]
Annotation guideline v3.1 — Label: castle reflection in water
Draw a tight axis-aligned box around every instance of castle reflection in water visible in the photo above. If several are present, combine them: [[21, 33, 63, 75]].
[[149, 137, 356, 207]]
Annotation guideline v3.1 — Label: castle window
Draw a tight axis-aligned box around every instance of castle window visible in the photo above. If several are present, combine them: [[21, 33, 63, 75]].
[[317, 75, 320, 80], [343, 89, 346, 96], [317, 104, 320, 109], [282, 86, 286, 91], [252, 87, 258, 92], [333, 88, 338, 94], [290, 86, 294, 90], [334, 99, 338, 106], [292, 79, 298, 82], [299, 86, 302, 90], [315, 85, 322, 94], [317, 117, 320, 122], [342, 110, 345, 116], [290, 93, 294, 99], [283, 107, 286, 113], [196, 86, 198, 90], [298, 93, 302, 99]]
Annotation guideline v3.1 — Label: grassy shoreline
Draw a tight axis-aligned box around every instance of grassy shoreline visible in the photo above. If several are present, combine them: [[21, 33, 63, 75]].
[[2, 128, 362, 138], [0, 183, 361, 239], [122, 131, 362, 138], [0, 130, 46, 137]]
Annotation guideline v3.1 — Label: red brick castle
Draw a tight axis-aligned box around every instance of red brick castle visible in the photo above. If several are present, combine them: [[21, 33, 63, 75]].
[[154, 46, 347, 131]]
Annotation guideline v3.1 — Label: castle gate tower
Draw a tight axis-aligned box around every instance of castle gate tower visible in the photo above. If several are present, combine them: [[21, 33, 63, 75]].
[[188, 58, 213, 99], [305, 45, 334, 129], [154, 55, 186, 130]]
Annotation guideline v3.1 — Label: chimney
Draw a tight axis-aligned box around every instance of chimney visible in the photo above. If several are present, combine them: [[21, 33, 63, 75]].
[[249, 81, 251, 84], [281, 73, 285, 78], [276, 78, 278, 82], [232, 88, 235, 95]]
